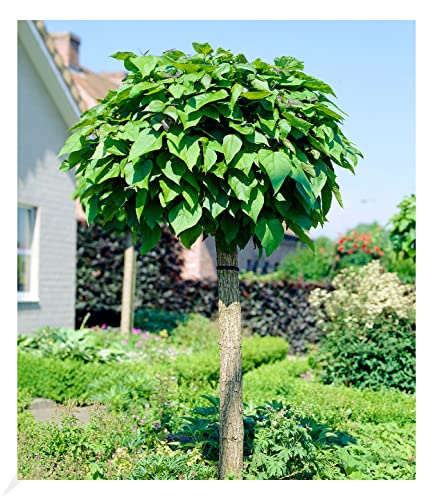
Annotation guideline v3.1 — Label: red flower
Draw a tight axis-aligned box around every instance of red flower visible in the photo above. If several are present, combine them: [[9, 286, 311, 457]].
[[338, 245, 345, 252], [338, 238, 345, 244], [335, 255, 341, 261], [361, 243, 367, 250], [374, 246, 381, 253], [347, 236, 353, 241], [319, 247, 325, 253], [379, 251, 384, 257], [353, 243, 358, 249], [347, 249, 354, 254], [367, 249, 372, 254]]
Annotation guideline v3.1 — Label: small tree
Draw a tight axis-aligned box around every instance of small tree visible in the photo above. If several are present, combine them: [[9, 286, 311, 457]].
[[59, 42, 362, 478]]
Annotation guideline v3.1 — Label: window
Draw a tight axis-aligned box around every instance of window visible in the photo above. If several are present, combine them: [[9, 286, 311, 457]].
[[17, 205, 39, 301]]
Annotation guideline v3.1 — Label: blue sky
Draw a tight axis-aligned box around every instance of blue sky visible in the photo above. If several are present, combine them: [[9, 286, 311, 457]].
[[45, 20, 416, 239]]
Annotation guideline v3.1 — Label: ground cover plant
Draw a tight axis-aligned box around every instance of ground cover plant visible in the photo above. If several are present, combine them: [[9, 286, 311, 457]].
[[17, 314, 415, 480]]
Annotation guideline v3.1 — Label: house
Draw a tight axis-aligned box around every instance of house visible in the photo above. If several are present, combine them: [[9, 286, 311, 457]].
[[17, 20, 89, 334]]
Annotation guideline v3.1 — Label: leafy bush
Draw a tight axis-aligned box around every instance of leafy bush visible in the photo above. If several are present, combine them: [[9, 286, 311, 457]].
[[309, 261, 415, 392], [276, 236, 334, 282], [127, 443, 217, 480], [17, 351, 111, 404], [17, 327, 126, 363], [17, 406, 142, 480], [243, 360, 416, 426], [134, 308, 187, 333], [244, 402, 320, 480], [315, 316, 416, 393], [388, 194, 416, 261], [173, 336, 289, 383]]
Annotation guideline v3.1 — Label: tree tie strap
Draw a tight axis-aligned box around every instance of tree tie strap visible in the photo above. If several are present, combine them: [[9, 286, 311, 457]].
[[216, 265, 240, 272]]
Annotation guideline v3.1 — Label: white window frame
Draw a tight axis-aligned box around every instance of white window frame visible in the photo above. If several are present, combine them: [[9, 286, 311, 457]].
[[17, 204, 40, 303]]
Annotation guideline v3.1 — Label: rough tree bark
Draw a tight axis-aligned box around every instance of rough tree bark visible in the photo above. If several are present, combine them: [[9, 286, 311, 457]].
[[120, 230, 137, 334], [216, 239, 244, 480]]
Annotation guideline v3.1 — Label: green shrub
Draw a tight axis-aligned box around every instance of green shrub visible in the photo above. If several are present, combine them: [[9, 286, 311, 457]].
[[134, 308, 187, 333], [244, 402, 320, 480], [277, 236, 335, 282], [243, 360, 415, 427], [309, 261, 415, 393], [169, 313, 219, 351], [17, 327, 126, 363], [127, 444, 217, 480], [174, 336, 289, 383], [317, 316, 415, 393], [17, 406, 142, 480], [388, 194, 416, 261], [17, 351, 111, 404]]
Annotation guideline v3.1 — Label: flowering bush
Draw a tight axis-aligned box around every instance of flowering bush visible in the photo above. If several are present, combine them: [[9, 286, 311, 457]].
[[309, 261, 416, 392], [309, 261, 415, 329]]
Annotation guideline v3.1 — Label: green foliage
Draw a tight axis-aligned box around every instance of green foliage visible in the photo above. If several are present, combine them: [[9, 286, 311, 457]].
[[17, 351, 111, 404], [134, 308, 187, 333], [309, 261, 415, 393], [17, 327, 126, 363], [388, 194, 416, 261], [316, 316, 416, 393], [127, 444, 217, 479], [60, 42, 361, 255], [244, 402, 320, 480], [173, 336, 288, 383], [17, 407, 142, 480], [277, 236, 334, 281], [243, 360, 415, 426]]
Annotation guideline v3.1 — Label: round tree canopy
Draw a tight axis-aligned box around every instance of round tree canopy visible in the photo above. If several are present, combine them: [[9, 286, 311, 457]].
[[59, 42, 362, 255]]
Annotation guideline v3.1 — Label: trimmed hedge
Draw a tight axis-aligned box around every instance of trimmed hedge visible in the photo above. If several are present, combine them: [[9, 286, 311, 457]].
[[17, 351, 111, 404], [174, 336, 289, 384]]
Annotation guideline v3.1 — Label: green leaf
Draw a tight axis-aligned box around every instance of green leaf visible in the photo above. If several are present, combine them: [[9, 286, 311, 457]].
[[135, 189, 147, 221], [228, 170, 257, 203], [203, 145, 218, 172], [167, 133, 201, 170], [179, 225, 203, 248], [242, 90, 272, 100], [283, 111, 312, 134], [213, 63, 231, 79], [257, 149, 292, 193], [169, 200, 202, 235], [168, 84, 186, 99], [140, 222, 162, 254], [286, 222, 314, 251], [58, 132, 83, 156], [223, 134, 243, 164], [241, 185, 265, 223], [160, 157, 187, 184], [230, 83, 244, 107], [129, 129, 163, 161], [130, 55, 159, 77], [186, 90, 229, 111], [192, 41, 214, 55], [159, 178, 181, 205], [231, 151, 256, 176], [124, 159, 153, 188], [182, 182, 200, 208], [255, 218, 284, 257], [203, 190, 229, 218], [229, 121, 255, 135], [177, 109, 203, 129], [220, 215, 239, 244]]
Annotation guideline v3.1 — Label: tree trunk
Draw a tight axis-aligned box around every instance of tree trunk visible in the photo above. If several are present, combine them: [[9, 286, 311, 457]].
[[120, 231, 137, 334], [216, 240, 243, 480]]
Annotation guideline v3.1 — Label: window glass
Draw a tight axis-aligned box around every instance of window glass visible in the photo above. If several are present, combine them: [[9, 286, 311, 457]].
[[17, 206, 36, 293]]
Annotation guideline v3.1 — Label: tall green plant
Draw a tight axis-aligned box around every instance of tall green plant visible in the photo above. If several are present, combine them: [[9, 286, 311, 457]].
[[59, 42, 361, 478], [388, 194, 416, 261]]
